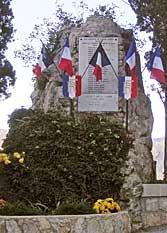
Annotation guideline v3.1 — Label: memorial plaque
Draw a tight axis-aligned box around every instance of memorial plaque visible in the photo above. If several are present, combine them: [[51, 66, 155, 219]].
[[78, 37, 118, 112]]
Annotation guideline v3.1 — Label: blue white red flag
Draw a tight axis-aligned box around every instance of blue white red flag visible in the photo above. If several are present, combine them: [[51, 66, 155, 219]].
[[118, 76, 137, 100], [58, 38, 73, 76], [33, 63, 41, 80], [33, 45, 52, 80], [89, 43, 111, 81], [93, 52, 102, 81], [124, 40, 138, 98], [62, 75, 82, 98], [147, 47, 166, 85]]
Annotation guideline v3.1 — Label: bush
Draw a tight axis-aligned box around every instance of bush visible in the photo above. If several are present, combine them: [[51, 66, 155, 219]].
[[0, 109, 132, 209], [52, 201, 96, 215], [0, 201, 43, 215]]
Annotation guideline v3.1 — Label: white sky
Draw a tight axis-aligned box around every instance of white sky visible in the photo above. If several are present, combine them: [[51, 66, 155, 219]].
[[0, 0, 165, 139]]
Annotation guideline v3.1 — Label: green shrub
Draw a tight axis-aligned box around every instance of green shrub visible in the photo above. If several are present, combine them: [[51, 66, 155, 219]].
[[52, 201, 96, 215], [0, 201, 43, 215], [0, 109, 132, 209], [36, 73, 49, 90]]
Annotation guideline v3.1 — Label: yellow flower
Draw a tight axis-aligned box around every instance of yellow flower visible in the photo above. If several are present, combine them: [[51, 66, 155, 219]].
[[19, 157, 24, 164], [99, 200, 108, 213], [93, 199, 104, 213], [105, 197, 114, 203], [93, 197, 121, 214], [4, 159, 11, 165], [0, 153, 8, 162], [113, 202, 121, 211], [13, 152, 21, 159], [101, 209, 110, 214]]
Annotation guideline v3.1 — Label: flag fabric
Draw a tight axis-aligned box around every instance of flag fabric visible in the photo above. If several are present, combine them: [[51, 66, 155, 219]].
[[118, 76, 137, 100], [136, 52, 145, 94], [89, 43, 111, 81], [93, 52, 102, 81], [38, 45, 52, 70], [34, 45, 53, 80], [58, 37, 73, 76], [125, 40, 136, 75], [33, 63, 41, 80], [147, 47, 166, 85], [124, 40, 138, 98], [62, 75, 82, 98]]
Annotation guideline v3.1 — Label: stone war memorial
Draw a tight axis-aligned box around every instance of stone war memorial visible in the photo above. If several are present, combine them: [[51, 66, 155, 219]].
[[1, 14, 167, 233], [30, 15, 155, 232]]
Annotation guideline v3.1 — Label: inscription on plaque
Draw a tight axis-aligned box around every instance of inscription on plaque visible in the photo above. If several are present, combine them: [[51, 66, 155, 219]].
[[78, 37, 118, 112]]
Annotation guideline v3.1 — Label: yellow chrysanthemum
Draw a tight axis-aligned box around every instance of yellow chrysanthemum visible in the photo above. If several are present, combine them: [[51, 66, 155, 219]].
[[113, 202, 121, 211], [93, 199, 103, 207], [19, 157, 24, 164], [13, 152, 21, 159], [4, 159, 11, 165], [101, 209, 110, 214], [0, 153, 8, 162], [105, 197, 114, 203], [106, 202, 114, 210], [93, 197, 121, 214], [93, 199, 104, 213], [99, 200, 108, 212]]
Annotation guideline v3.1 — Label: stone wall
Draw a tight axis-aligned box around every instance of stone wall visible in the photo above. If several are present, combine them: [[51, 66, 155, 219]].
[[30, 16, 155, 232], [0, 211, 131, 233], [141, 184, 167, 232]]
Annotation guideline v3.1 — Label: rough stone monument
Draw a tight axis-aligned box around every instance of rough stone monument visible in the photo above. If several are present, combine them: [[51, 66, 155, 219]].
[[31, 16, 155, 232]]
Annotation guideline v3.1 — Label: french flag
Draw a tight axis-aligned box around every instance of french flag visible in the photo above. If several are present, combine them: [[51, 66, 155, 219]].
[[58, 37, 73, 77], [147, 47, 166, 85], [118, 76, 137, 100], [33, 63, 41, 80], [124, 40, 138, 98], [33, 45, 52, 80], [89, 43, 111, 81], [62, 75, 82, 99], [93, 52, 102, 81]]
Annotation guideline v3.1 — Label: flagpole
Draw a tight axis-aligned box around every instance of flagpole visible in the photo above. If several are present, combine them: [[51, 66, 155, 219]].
[[69, 98, 74, 118], [40, 39, 61, 75], [141, 63, 147, 74], [125, 100, 129, 132], [109, 63, 118, 79], [81, 64, 90, 78]]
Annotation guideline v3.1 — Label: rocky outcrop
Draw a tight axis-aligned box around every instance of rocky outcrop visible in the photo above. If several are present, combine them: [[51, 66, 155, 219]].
[[152, 138, 164, 180], [120, 90, 154, 232], [30, 16, 155, 232]]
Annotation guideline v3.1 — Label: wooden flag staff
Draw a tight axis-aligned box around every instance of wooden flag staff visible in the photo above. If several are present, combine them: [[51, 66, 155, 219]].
[[125, 100, 129, 132]]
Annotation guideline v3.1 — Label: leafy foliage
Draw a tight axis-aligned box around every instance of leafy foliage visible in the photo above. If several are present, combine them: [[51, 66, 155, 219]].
[[52, 201, 95, 215], [93, 5, 116, 20], [0, 201, 43, 215], [14, 2, 117, 66], [14, 2, 86, 65], [0, 0, 16, 99], [128, 0, 167, 70], [0, 109, 132, 209]]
